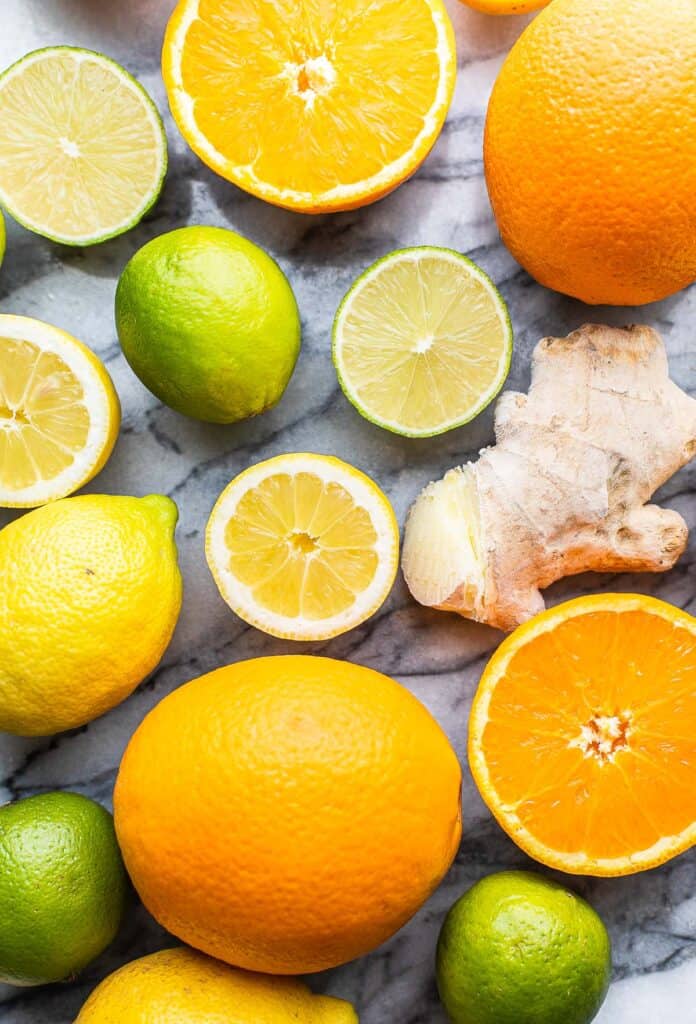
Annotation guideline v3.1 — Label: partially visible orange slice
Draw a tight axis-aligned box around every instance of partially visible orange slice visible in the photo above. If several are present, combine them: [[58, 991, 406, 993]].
[[469, 594, 696, 876], [162, 0, 456, 213]]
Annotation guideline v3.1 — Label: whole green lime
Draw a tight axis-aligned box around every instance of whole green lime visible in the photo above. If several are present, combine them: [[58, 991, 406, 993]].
[[0, 792, 128, 986], [436, 871, 611, 1024], [115, 225, 301, 423]]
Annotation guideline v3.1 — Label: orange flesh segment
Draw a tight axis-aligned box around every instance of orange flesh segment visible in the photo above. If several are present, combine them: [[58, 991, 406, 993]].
[[178, 0, 445, 195], [478, 607, 696, 866]]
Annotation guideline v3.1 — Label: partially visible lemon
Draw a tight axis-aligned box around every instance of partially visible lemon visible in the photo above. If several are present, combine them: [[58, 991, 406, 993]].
[[205, 453, 399, 640], [0, 47, 167, 246], [75, 947, 358, 1024], [0, 315, 120, 508], [0, 494, 182, 735], [333, 248, 512, 437]]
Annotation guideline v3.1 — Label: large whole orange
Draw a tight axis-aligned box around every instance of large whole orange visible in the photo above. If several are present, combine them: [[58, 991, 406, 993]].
[[484, 0, 696, 306], [114, 656, 461, 974]]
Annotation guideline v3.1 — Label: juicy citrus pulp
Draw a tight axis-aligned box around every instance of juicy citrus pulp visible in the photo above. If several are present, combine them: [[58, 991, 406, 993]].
[[469, 594, 696, 876], [0, 315, 119, 507], [0, 47, 166, 245], [0, 792, 127, 987], [162, 0, 456, 212], [75, 947, 358, 1023], [206, 454, 399, 640], [333, 248, 512, 436], [436, 871, 611, 1024]]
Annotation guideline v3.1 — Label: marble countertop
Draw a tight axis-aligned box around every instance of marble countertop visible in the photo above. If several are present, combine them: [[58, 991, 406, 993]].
[[1, 2, 695, 1022]]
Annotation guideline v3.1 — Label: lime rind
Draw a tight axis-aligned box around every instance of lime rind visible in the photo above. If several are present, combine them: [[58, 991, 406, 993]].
[[0, 47, 168, 247], [332, 245, 513, 438], [436, 870, 611, 1024]]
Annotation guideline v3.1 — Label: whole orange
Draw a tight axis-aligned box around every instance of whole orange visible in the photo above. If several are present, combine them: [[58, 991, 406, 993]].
[[484, 0, 696, 306], [114, 656, 462, 974]]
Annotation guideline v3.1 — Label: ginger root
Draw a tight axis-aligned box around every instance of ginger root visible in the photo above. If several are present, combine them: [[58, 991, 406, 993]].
[[402, 324, 696, 631]]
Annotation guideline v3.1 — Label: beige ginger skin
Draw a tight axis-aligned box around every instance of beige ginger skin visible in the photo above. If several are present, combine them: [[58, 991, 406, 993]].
[[402, 324, 696, 632]]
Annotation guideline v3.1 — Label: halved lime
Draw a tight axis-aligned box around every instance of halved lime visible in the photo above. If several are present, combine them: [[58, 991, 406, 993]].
[[332, 247, 513, 437], [0, 47, 167, 246]]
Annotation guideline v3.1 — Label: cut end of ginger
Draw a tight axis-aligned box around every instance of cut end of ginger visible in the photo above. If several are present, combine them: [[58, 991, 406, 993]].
[[402, 465, 485, 614], [402, 324, 696, 632]]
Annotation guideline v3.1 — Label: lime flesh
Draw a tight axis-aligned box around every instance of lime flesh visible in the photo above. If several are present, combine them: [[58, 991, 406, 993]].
[[333, 246, 512, 437], [0, 47, 167, 245], [436, 870, 611, 1024]]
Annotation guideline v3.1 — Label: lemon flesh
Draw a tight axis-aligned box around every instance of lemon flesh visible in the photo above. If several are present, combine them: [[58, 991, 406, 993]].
[[333, 246, 512, 437], [0, 315, 120, 507], [206, 453, 399, 640], [0, 47, 167, 245]]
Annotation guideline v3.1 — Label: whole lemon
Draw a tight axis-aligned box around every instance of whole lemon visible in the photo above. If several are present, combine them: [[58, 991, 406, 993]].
[[115, 226, 301, 423], [0, 792, 127, 986], [114, 656, 462, 974], [0, 494, 182, 735], [75, 947, 358, 1023], [484, 0, 696, 305], [436, 871, 611, 1024]]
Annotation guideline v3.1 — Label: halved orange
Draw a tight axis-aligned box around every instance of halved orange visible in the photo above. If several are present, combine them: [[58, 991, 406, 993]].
[[162, 0, 456, 213], [469, 594, 696, 876]]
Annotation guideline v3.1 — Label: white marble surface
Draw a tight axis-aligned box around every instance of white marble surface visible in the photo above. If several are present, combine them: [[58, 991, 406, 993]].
[[1, 1, 695, 1021]]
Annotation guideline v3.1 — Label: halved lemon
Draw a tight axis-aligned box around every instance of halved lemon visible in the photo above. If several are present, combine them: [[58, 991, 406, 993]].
[[469, 594, 696, 876], [162, 0, 456, 213], [0, 315, 120, 507], [333, 247, 512, 436], [0, 47, 167, 245], [206, 454, 399, 640]]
